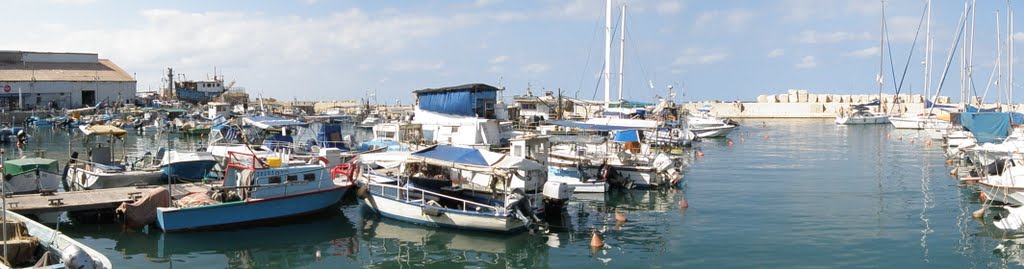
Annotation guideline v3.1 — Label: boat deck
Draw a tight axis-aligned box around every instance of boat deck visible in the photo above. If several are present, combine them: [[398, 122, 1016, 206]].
[[1, 183, 210, 214]]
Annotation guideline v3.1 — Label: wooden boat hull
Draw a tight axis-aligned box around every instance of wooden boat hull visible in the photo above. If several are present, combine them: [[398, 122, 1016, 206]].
[[156, 185, 349, 232], [66, 167, 166, 191]]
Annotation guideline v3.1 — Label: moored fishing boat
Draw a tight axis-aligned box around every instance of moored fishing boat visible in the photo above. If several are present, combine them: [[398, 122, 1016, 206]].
[[0, 209, 112, 268], [156, 151, 353, 232], [1, 157, 61, 195], [65, 125, 165, 191], [159, 150, 218, 181]]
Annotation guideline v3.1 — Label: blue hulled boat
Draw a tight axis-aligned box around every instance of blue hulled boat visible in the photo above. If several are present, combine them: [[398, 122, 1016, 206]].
[[156, 151, 353, 232], [159, 150, 218, 180]]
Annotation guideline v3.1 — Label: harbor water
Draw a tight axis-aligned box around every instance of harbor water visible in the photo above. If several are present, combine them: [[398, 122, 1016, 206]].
[[1, 119, 1020, 268]]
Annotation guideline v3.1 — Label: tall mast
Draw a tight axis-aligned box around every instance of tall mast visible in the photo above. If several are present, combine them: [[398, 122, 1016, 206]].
[[878, 0, 886, 113], [960, 1, 968, 110], [998, 10, 1004, 105], [618, 3, 626, 102], [604, 0, 612, 107], [925, 0, 932, 101], [970, 0, 977, 106], [1010, 3, 1015, 104]]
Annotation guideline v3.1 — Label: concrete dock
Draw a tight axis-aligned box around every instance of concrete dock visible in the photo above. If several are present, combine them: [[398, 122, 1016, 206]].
[[0, 183, 209, 214]]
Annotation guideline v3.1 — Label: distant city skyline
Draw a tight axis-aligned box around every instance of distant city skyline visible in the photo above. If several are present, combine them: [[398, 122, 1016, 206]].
[[4, 0, 1024, 104]]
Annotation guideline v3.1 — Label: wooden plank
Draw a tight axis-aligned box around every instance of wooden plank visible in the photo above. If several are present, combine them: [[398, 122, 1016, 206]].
[[1, 183, 210, 214]]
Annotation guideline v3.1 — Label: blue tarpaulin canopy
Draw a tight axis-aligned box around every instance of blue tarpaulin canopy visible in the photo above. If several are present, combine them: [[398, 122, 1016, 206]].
[[414, 83, 498, 117], [613, 130, 640, 142], [961, 112, 1024, 143], [243, 116, 306, 130], [965, 105, 999, 112], [407, 145, 543, 173], [544, 120, 640, 131]]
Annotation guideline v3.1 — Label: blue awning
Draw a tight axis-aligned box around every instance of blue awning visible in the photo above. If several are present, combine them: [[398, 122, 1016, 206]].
[[961, 112, 1024, 143], [544, 120, 639, 131], [243, 116, 306, 129], [411, 145, 489, 166], [613, 130, 639, 142]]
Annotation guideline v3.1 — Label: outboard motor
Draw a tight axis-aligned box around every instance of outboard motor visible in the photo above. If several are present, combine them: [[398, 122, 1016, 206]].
[[507, 188, 541, 234], [61, 244, 97, 269]]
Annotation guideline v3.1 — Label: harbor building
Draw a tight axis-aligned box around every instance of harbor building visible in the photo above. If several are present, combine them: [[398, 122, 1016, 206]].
[[0, 51, 136, 110]]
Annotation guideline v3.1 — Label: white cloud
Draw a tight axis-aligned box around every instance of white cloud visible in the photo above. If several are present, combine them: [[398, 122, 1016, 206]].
[[768, 48, 785, 58], [474, 0, 502, 7], [842, 46, 879, 58], [782, 0, 878, 21], [656, 1, 684, 16], [797, 30, 871, 44], [694, 9, 754, 33], [489, 55, 510, 64], [522, 63, 550, 73], [1014, 32, 1024, 42], [673, 48, 729, 65], [796, 56, 817, 69], [388, 60, 445, 72]]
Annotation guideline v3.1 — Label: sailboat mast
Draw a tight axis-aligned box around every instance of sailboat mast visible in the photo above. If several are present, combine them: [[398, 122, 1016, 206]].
[[618, 3, 626, 102], [998, 10, 1003, 105], [878, 0, 886, 113], [925, 0, 932, 101], [1010, 3, 1015, 104], [604, 0, 612, 107]]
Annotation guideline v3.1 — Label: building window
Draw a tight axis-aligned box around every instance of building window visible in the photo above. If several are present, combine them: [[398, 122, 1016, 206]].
[[521, 104, 536, 110]]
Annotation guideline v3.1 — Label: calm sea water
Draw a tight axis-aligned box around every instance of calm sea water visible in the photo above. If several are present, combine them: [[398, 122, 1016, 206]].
[[0, 119, 1020, 268]]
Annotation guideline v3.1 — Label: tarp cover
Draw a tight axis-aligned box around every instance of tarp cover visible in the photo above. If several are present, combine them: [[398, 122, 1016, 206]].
[[414, 83, 498, 116], [961, 112, 1024, 143], [407, 145, 543, 173], [613, 130, 640, 142], [544, 120, 639, 131], [243, 116, 306, 130], [116, 186, 170, 228], [79, 125, 127, 136], [2, 158, 58, 176], [966, 105, 999, 112]]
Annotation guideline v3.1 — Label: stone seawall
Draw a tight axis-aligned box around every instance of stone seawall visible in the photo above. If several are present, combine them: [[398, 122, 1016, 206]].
[[682, 102, 1020, 118]]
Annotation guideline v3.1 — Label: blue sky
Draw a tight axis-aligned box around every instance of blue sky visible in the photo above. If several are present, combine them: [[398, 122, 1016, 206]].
[[3, 0, 1023, 104]]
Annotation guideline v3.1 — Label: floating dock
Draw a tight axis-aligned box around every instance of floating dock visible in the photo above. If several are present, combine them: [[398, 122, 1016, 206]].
[[0, 183, 209, 214]]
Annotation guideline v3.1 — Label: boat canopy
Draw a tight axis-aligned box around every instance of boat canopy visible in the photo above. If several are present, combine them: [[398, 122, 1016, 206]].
[[413, 83, 498, 117], [965, 105, 999, 113], [544, 120, 639, 131], [2, 158, 58, 176], [612, 130, 640, 142], [961, 112, 1024, 143], [406, 145, 543, 173], [243, 116, 306, 130], [80, 125, 127, 136]]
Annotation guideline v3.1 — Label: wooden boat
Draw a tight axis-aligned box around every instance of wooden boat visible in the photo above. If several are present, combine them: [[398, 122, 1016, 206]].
[[0, 209, 112, 268], [159, 150, 217, 181], [156, 151, 353, 232], [65, 125, 165, 191]]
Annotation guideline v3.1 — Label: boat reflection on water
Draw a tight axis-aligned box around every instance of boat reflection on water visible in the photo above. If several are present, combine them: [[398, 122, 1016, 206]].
[[63, 209, 358, 268], [357, 211, 551, 268]]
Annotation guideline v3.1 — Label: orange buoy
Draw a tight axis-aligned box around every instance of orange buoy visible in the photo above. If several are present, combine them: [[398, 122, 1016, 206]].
[[763, 135, 769, 140], [679, 196, 689, 208], [615, 211, 628, 222], [981, 192, 989, 202], [590, 231, 604, 248], [926, 140, 932, 146], [727, 140, 734, 147], [697, 151, 704, 157]]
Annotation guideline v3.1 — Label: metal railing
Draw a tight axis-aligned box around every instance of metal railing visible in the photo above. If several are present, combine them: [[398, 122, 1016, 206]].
[[365, 173, 506, 216]]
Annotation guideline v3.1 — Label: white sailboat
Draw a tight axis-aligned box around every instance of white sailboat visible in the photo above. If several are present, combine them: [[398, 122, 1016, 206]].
[[837, 1, 890, 125]]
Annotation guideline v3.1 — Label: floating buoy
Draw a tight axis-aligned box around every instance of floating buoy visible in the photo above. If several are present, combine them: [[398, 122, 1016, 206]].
[[315, 249, 322, 261], [980, 192, 989, 202], [926, 140, 932, 146], [949, 168, 957, 176], [615, 211, 628, 222], [679, 196, 689, 208], [973, 207, 986, 219], [945, 159, 954, 165], [727, 140, 734, 147], [590, 231, 604, 248], [697, 151, 704, 157], [763, 135, 769, 140]]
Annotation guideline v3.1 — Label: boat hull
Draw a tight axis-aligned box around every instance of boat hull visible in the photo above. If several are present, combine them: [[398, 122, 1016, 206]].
[[4, 170, 61, 194], [156, 186, 348, 232], [66, 167, 166, 191], [835, 115, 890, 125], [546, 166, 608, 193], [361, 192, 525, 233], [978, 182, 1024, 206], [690, 125, 736, 138]]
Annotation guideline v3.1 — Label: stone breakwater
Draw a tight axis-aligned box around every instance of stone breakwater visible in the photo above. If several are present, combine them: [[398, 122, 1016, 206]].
[[680, 89, 994, 118]]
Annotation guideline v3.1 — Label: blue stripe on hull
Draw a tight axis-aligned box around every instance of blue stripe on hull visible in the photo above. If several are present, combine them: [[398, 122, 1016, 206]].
[[157, 187, 347, 232]]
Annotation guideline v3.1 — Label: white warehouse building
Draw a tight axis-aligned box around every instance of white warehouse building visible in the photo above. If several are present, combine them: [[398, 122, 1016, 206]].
[[0, 51, 136, 110]]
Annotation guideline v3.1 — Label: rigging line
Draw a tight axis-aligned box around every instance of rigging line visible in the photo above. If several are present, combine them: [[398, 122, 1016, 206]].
[[927, 2, 972, 117], [623, 8, 656, 99], [888, 1, 929, 113], [577, 11, 603, 99]]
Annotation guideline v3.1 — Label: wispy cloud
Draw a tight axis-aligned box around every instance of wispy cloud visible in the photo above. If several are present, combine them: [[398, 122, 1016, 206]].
[[797, 30, 871, 44], [388, 60, 445, 72], [694, 9, 754, 33], [656, 1, 684, 16], [489, 55, 510, 64], [673, 48, 730, 65], [474, 0, 502, 7], [842, 46, 879, 58], [522, 63, 550, 73], [796, 55, 817, 69], [768, 48, 785, 58]]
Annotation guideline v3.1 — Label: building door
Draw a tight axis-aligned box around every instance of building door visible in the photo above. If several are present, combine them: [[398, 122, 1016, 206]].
[[82, 90, 95, 106]]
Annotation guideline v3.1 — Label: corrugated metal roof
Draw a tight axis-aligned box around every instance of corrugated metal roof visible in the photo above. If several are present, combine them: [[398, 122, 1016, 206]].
[[0, 59, 134, 82]]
